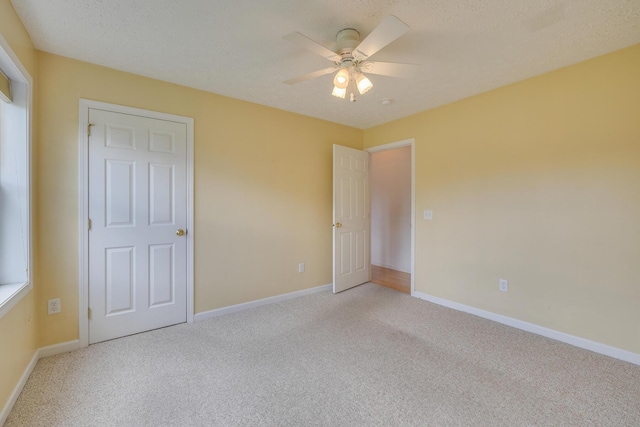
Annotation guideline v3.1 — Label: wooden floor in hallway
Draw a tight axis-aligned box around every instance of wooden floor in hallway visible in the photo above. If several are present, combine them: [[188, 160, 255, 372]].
[[371, 265, 411, 294]]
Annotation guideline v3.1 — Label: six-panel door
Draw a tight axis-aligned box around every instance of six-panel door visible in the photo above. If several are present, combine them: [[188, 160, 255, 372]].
[[88, 109, 187, 344], [333, 144, 370, 293]]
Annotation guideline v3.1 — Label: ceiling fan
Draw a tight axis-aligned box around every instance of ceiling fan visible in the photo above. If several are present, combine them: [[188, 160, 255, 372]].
[[283, 15, 419, 102]]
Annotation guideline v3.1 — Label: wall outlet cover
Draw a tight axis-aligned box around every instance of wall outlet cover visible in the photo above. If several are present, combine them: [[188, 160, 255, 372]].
[[48, 298, 61, 314], [499, 279, 508, 292]]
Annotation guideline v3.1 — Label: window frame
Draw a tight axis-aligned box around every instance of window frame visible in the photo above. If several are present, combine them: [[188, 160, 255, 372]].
[[0, 33, 33, 320]]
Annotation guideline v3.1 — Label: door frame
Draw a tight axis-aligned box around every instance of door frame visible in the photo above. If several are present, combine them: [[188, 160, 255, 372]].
[[77, 99, 195, 347], [365, 138, 416, 295]]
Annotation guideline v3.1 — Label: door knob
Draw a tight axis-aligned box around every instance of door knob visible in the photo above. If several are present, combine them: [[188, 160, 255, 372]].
[[334, 223, 342, 228], [176, 229, 185, 236]]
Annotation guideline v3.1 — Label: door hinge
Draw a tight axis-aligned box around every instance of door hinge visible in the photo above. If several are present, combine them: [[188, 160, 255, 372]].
[[88, 307, 91, 319], [87, 123, 95, 136], [88, 218, 92, 230]]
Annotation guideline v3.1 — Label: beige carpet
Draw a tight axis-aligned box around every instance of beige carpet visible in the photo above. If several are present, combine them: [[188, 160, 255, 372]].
[[6, 283, 640, 426]]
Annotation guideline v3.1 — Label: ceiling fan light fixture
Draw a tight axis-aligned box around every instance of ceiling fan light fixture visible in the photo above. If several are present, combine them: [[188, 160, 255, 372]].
[[333, 67, 350, 89], [283, 16, 415, 102], [355, 73, 373, 94], [332, 86, 347, 99]]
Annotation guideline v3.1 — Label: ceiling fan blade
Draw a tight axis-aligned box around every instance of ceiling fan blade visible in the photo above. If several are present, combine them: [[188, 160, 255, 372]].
[[360, 61, 420, 79], [283, 32, 342, 62], [284, 67, 337, 85], [353, 15, 410, 61]]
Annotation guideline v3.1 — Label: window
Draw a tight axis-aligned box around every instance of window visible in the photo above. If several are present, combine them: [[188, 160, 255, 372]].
[[0, 34, 32, 319]]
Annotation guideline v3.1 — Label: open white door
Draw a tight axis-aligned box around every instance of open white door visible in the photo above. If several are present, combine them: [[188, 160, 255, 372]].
[[333, 144, 370, 293]]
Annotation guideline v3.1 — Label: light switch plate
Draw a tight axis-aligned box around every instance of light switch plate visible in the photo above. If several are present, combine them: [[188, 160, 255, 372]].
[[424, 210, 433, 220]]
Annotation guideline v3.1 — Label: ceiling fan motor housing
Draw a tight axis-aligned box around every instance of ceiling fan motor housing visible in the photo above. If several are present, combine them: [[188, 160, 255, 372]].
[[336, 28, 361, 61]]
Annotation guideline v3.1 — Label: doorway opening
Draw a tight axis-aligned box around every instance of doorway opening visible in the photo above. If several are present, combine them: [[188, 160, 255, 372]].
[[367, 140, 414, 294]]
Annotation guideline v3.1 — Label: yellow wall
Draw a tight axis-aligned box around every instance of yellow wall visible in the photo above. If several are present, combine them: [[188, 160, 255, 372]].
[[364, 44, 640, 354], [36, 52, 363, 346], [0, 0, 38, 414]]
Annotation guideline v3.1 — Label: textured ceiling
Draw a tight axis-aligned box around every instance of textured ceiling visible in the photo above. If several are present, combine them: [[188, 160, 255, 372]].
[[11, 0, 640, 129]]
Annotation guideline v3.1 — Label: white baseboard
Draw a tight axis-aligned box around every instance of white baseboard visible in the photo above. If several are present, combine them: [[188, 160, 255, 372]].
[[195, 284, 332, 322], [0, 339, 81, 425], [413, 291, 640, 366], [39, 340, 80, 358]]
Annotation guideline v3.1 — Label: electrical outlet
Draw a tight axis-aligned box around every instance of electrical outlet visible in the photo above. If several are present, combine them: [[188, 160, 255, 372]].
[[298, 263, 305, 273], [499, 279, 508, 292], [48, 298, 61, 314], [423, 210, 433, 220]]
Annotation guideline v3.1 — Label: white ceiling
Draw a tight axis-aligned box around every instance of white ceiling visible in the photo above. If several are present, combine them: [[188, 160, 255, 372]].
[[11, 0, 640, 129]]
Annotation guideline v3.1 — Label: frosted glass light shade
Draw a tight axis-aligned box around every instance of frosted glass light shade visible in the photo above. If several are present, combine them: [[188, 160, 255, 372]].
[[332, 86, 346, 99], [333, 68, 350, 89], [355, 73, 373, 94]]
